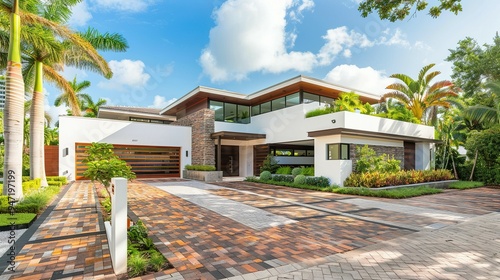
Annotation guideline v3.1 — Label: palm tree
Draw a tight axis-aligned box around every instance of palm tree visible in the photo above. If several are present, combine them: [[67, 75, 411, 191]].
[[463, 81, 500, 128], [2, 0, 25, 198], [80, 94, 107, 117], [54, 76, 90, 116], [381, 63, 460, 125]]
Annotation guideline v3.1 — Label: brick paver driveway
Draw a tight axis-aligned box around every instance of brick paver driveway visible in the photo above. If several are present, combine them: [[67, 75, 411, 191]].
[[127, 180, 500, 280]]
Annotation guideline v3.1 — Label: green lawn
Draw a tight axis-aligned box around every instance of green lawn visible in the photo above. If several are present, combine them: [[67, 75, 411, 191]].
[[447, 181, 484, 189], [0, 213, 37, 227], [332, 186, 442, 199]]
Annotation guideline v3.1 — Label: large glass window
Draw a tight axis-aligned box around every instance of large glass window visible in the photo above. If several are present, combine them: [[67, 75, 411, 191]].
[[209, 101, 224, 121], [272, 97, 286, 111], [260, 101, 271, 114], [251, 105, 260, 116], [286, 92, 300, 107], [237, 105, 250, 124], [327, 144, 350, 160], [320, 96, 334, 106], [224, 103, 237, 122], [303, 92, 320, 104]]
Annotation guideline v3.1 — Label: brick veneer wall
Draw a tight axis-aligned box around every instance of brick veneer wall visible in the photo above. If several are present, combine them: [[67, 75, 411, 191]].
[[172, 108, 215, 166], [349, 144, 404, 171]]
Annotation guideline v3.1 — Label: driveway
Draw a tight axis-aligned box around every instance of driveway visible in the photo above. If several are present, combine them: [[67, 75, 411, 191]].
[[127, 180, 500, 280]]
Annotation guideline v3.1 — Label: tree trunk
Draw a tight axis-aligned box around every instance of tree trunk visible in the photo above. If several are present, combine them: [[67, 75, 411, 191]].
[[469, 149, 478, 181], [29, 61, 48, 187], [3, 1, 24, 199], [451, 152, 458, 179]]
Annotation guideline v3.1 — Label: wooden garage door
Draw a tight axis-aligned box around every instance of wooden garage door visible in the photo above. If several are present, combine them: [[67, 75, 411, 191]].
[[75, 143, 181, 179]]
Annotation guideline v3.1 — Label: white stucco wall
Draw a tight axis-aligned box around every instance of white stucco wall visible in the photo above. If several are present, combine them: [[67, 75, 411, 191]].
[[314, 135, 353, 186], [59, 116, 192, 181], [415, 142, 431, 170]]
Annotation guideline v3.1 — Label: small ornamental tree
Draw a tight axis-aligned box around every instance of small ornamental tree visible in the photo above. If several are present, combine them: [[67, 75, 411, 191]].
[[260, 154, 279, 174], [83, 142, 136, 187], [355, 145, 401, 173]]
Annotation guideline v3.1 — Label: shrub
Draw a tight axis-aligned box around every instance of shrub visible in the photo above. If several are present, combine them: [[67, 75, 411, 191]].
[[260, 171, 272, 181], [276, 166, 292, 175], [344, 169, 454, 188], [291, 167, 302, 177], [260, 155, 279, 174], [47, 176, 67, 184], [128, 220, 148, 242], [149, 251, 166, 272], [128, 253, 148, 277], [84, 158, 136, 187], [294, 174, 306, 184], [305, 176, 330, 187], [305, 107, 334, 118], [272, 174, 294, 183], [22, 179, 42, 195], [101, 197, 111, 213], [301, 167, 315, 176], [355, 145, 401, 173], [184, 165, 216, 171]]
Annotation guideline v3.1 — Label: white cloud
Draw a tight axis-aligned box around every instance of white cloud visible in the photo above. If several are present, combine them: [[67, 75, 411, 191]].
[[318, 26, 373, 65], [68, 1, 92, 27], [98, 59, 150, 91], [378, 28, 410, 47], [200, 0, 317, 82], [90, 0, 154, 12], [324, 64, 394, 95], [148, 96, 177, 108], [289, 0, 314, 21]]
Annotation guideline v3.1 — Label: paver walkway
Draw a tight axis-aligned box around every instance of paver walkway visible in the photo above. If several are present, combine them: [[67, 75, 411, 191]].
[[0, 181, 115, 280], [1, 179, 498, 280]]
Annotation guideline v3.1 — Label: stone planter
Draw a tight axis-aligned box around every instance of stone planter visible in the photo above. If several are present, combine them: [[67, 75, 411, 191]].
[[183, 170, 223, 183]]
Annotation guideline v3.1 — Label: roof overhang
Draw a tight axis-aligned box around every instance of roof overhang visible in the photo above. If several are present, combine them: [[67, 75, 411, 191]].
[[160, 75, 382, 116], [98, 107, 175, 121], [308, 128, 441, 143], [211, 131, 266, 141]]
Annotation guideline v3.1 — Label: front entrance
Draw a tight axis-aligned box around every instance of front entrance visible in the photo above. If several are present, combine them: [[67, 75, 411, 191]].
[[215, 145, 239, 176], [404, 141, 416, 170]]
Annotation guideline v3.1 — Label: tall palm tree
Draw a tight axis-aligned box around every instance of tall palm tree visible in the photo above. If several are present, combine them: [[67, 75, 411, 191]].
[[54, 76, 90, 116], [80, 94, 107, 118], [463, 81, 500, 127], [3, 0, 24, 198], [381, 63, 460, 125]]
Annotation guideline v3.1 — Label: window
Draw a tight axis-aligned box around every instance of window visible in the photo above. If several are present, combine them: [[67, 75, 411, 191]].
[[275, 149, 293, 156], [251, 105, 260, 116], [286, 92, 300, 107], [260, 101, 271, 114], [224, 103, 237, 122], [320, 96, 334, 106], [303, 92, 319, 104], [327, 143, 350, 160], [237, 105, 250, 124], [209, 101, 224, 121], [272, 97, 286, 110], [294, 149, 306, 156]]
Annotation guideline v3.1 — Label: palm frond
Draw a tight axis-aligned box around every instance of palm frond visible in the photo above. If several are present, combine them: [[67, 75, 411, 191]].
[[389, 73, 414, 86], [42, 65, 82, 116], [380, 91, 411, 105], [79, 27, 128, 52], [418, 63, 435, 82]]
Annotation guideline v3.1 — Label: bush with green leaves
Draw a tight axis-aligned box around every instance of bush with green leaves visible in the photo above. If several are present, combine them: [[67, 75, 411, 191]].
[[305, 176, 330, 187], [464, 125, 500, 185], [128, 253, 148, 277], [260, 171, 272, 181], [301, 167, 315, 176], [276, 166, 292, 174], [83, 142, 116, 162], [260, 154, 279, 173], [272, 174, 294, 183], [184, 165, 216, 171], [355, 145, 401, 173], [294, 174, 306, 184], [344, 169, 453, 188], [291, 167, 302, 177], [84, 159, 136, 187]]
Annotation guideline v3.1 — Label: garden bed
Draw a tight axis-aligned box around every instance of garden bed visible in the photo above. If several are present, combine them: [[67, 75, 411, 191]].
[[0, 213, 37, 230]]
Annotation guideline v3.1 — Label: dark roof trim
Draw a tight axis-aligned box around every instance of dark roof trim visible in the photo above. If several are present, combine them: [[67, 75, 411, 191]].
[[211, 131, 266, 141], [308, 128, 440, 143]]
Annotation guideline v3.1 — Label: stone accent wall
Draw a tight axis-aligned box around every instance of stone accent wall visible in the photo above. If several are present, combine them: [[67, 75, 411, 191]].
[[172, 109, 215, 166], [349, 144, 404, 172]]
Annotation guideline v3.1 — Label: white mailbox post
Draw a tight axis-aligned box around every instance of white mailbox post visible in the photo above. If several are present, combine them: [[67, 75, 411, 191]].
[[104, 177, 127, 275]]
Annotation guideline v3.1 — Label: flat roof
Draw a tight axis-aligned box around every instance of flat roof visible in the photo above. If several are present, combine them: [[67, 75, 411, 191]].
[[160, 75, 382, 116]]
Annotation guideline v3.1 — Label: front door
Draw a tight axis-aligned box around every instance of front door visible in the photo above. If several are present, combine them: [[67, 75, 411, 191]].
[[404, 141, 416, 170], [216, 145, 239, 176]]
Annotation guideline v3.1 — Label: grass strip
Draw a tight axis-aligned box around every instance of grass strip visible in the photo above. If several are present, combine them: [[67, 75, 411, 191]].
[[0, 213, 37, 226], [447, 181, 484, 189]]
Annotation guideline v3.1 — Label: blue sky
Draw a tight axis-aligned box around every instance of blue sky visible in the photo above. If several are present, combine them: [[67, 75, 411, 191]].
[[44, 0, 500, 120]]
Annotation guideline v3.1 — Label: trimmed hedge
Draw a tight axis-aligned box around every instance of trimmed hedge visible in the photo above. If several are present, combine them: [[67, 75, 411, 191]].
[[272, 174, 294, 183], [260, 171, 272, 181], [344, 169, 454, 188], [184, 165, 216, 171]]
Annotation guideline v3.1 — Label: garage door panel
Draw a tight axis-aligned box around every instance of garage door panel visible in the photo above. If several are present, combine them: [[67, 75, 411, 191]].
[[75, 143, 181, 179]]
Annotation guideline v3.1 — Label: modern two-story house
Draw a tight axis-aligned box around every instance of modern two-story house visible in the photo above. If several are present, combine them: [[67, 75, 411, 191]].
[[59, 75, 436, 186]]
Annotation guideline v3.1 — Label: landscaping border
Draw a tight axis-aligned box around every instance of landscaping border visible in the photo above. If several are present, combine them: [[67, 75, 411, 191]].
[[0, 215, 37, 231], [366, 180, 459, 190]]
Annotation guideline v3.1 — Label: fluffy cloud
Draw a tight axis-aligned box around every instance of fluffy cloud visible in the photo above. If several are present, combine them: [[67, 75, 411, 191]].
[[68, 1, 92, 27], [324, 64, 394, 95], [149, 95, 177, 108], [90, 0, 155, 12], [317, 26, 373, 65], [200, 0, 316, 82], [98, 59, 150, 91], [289, 0, 314, 21]]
